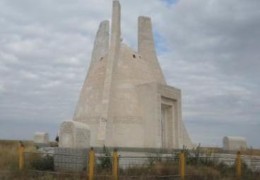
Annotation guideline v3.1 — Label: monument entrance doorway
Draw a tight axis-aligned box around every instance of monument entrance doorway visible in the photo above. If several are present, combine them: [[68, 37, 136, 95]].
[[161, 103, 174, 149]]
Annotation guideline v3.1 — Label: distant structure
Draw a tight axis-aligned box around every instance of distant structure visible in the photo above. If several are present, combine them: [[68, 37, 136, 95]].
[[223, 136, 247, 151], [59, 0, 192, 149], [33, 132, 49, 144]]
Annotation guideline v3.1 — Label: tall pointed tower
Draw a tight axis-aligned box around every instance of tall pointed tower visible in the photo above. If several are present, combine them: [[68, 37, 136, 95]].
[[62, 0, 192, 149]]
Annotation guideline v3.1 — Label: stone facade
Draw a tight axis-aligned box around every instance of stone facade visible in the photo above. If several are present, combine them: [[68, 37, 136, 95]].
[[60, 0, 192, 149]]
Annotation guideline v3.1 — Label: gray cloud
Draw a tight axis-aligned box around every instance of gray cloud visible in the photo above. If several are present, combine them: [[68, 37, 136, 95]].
[[0, 0, 259, 148], [158, 0, 260, 146]]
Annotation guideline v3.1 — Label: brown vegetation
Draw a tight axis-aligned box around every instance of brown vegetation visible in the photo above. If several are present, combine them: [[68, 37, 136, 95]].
[[201, 146, 260, 156], [0, 140, 260, 179], [0, 140, 36, 170]]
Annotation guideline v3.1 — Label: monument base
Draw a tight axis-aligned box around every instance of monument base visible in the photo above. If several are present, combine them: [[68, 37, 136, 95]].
[[54, 148, 88, 172]]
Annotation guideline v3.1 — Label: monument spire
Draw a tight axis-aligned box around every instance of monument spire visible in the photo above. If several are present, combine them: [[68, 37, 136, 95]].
[[138, 16, 166, 84], [111, 0, 121, 48], [97, 0, 121, 145]]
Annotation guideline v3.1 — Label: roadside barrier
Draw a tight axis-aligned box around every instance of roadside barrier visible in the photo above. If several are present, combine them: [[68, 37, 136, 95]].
[[17, 146, 260, 179]]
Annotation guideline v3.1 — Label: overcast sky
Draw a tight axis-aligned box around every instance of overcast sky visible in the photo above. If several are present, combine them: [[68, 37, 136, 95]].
[[0, 0, 259, 148]]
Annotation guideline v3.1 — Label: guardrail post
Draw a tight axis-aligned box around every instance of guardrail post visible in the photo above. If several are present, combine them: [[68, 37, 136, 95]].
[[236, 151, 242, 179], [88, 147, 95, 180], [112, 148, 119, 180], [179, 150, 185, 179], [18, 142, 25, 170]]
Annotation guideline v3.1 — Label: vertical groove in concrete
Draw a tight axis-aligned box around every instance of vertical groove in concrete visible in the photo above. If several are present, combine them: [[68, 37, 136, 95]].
[[98, 0, 121, 145], [138, 16, 166, 84]]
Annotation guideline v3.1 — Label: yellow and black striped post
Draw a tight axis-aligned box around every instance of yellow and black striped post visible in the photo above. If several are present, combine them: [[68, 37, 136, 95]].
[[112, 149, 119, 180], [179, 150, 185, 179], [88, 147, 95, 180], [18, 142, 25, 170], [236, 151, 242, 179]]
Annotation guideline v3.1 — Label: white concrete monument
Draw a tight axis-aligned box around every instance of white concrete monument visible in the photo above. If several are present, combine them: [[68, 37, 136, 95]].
[[223, 136, 247, 151], [60, 0, 192, 149], [34, 132, 49, 144]]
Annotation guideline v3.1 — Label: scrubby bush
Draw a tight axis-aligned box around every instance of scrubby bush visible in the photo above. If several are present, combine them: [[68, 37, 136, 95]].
[[30, 155, 54, 171], [98, 145, 112, 170]]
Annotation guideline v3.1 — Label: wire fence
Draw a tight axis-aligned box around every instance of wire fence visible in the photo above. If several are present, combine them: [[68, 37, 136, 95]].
[[15, 145, 260, 179]]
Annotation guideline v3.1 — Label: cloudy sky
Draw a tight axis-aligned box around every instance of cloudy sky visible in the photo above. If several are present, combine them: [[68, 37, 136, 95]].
[[0, 0, 259, 148]]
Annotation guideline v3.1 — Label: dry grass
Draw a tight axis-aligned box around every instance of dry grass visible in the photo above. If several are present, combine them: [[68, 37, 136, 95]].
[[0, 140, 259, 179], [200, 146, 260, 156], [0, 140, 37, 170], [240, 148, 260, 156], [119, 163, 229, 180]]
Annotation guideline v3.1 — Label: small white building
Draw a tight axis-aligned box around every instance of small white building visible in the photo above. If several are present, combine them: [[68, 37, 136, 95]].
[[223, 136, 247, 151], [34, 132, 49, 144]]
